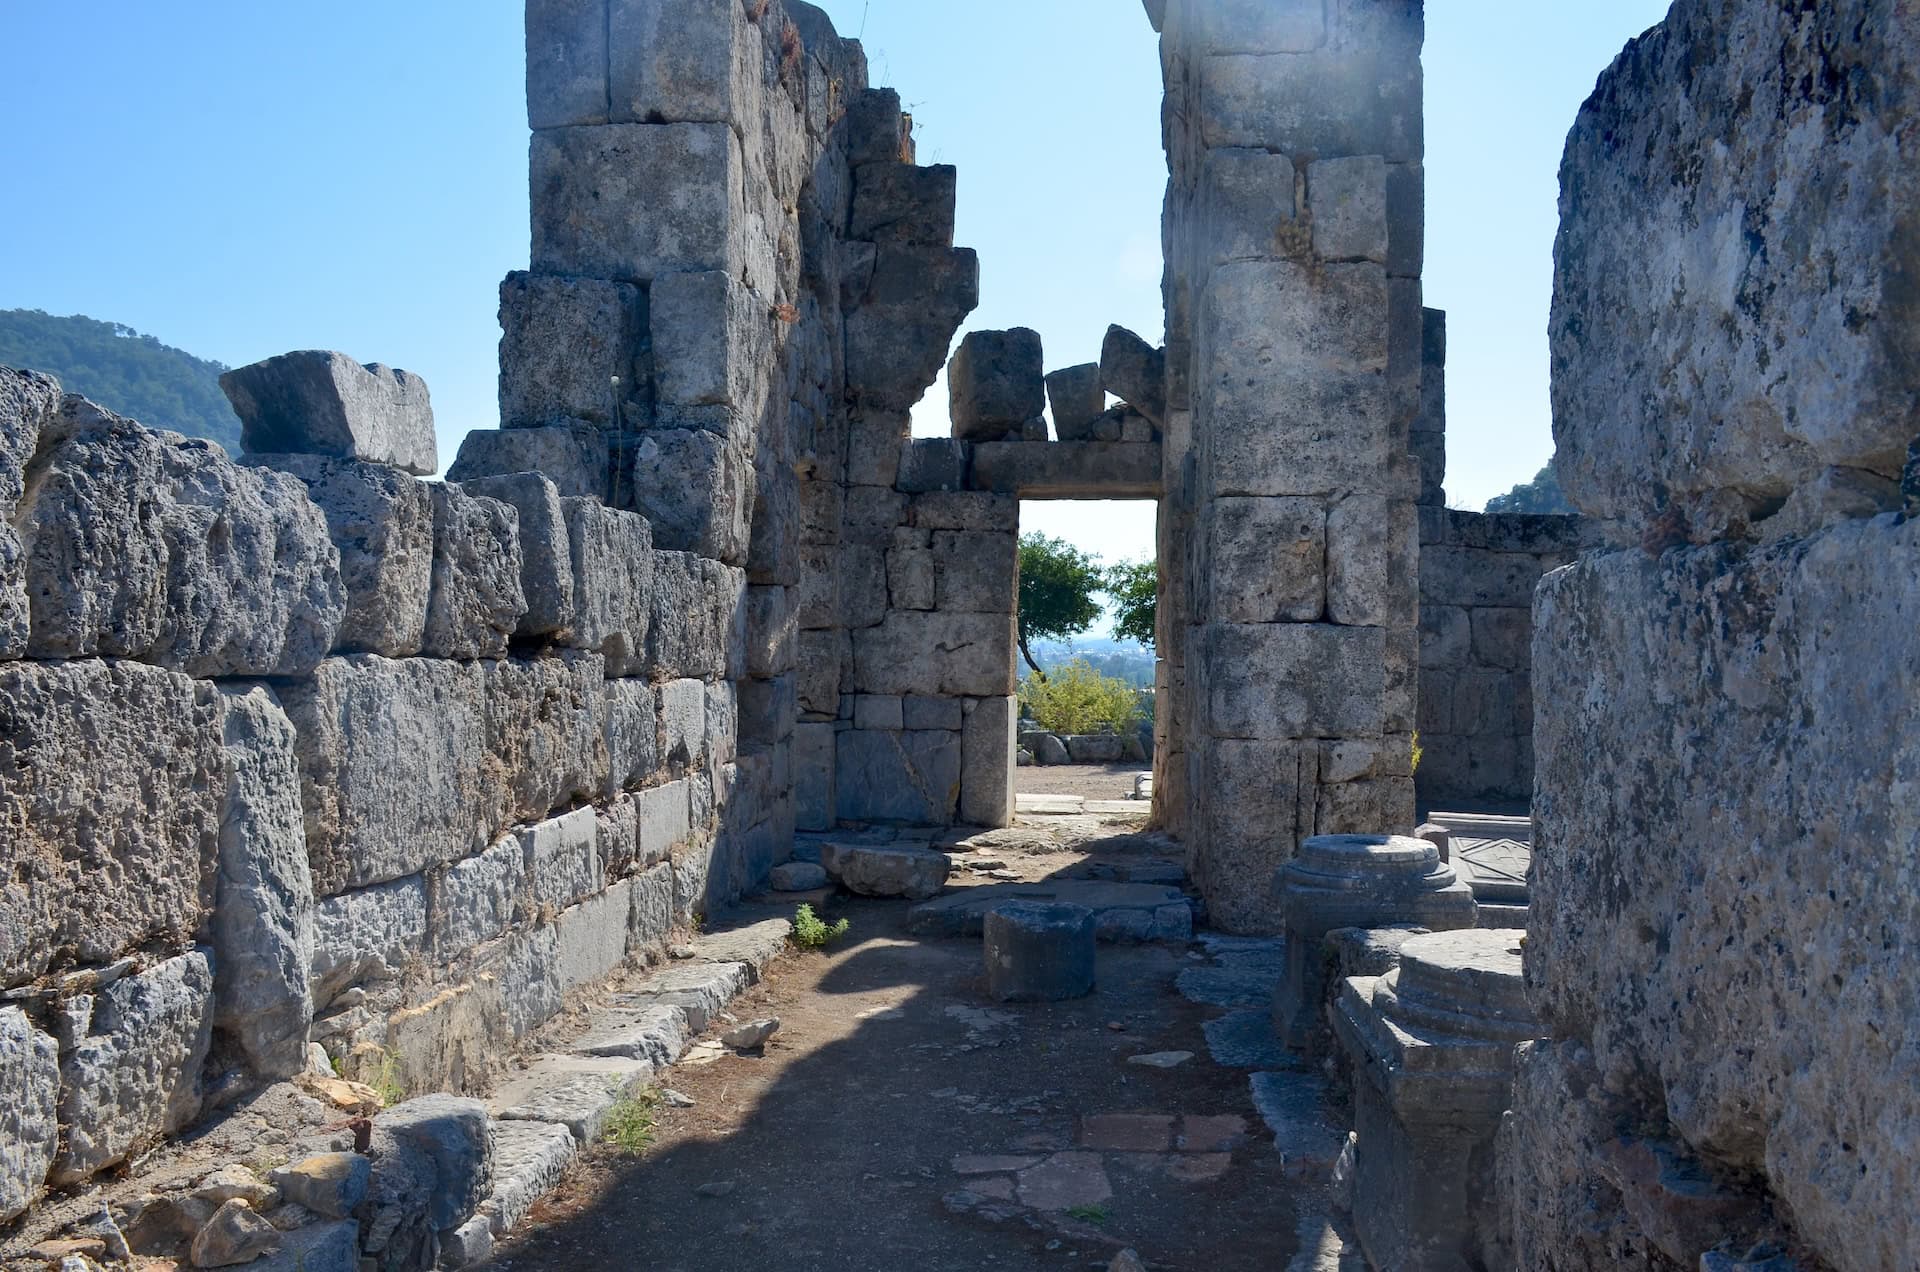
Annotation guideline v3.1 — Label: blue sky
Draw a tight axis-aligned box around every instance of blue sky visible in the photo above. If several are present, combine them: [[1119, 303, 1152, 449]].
[[1, 0, 1671, 580]]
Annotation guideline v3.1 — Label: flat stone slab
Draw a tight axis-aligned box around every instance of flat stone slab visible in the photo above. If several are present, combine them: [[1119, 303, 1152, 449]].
[[1014, 793, 1084, 815], [1203, 1010, 1293, 1069], [1249, 1071, 1346, 1180], [1014, 1151, 1113, 1211], [1083, 799, 1149, 816], [568, 1004, 690, 1068], [686, 919, 791, 979], [610, 962, 751, 1032], [907, 881, 1192, 943], [492, 1056, 654, 1143], [820, 842, 952, 900], [479, 1119, 576, 1235]]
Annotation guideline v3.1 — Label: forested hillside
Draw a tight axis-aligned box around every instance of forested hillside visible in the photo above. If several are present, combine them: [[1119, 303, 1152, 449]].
[[0, 309, 242, 451]]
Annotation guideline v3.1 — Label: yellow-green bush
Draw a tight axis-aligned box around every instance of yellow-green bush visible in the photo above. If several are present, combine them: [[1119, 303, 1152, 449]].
[[1020, 659, 1141, 735]]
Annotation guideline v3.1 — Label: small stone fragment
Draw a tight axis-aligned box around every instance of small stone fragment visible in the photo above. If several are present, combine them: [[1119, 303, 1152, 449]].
[[194, 1164, 278, 1209], [660, 1089, 696, 1108], [720, 1017, 780, 1050], [268, 1153, 370, 1219], [1126, 1051, 1195, 1069], [188, 1198, 281, 1268], [769, 861, 829, 891], [696, 1180, 736, 1198]]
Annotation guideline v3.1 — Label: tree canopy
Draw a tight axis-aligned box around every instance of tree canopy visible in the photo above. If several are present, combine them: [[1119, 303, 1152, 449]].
[[1017, 533, 1108, 677], [1485, 458, 1574, 514], [1105, 558, 1156, 648], [0, 309, 243, 452]]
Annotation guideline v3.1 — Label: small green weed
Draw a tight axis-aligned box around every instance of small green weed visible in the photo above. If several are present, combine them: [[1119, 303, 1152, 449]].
[[790, 903, 850, 950], [602, 1087, 661, 1155], [1066, 1204, 1111, 1226], [329, 1054, 345, 1079], [368, 1048, 406, 1107]]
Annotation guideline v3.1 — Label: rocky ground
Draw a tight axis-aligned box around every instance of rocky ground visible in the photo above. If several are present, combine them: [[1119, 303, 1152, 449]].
[[485, 807, 1359, 1272]]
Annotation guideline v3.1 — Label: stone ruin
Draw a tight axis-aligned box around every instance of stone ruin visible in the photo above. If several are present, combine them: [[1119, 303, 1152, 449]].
[[1, 0, 1916, 1268]]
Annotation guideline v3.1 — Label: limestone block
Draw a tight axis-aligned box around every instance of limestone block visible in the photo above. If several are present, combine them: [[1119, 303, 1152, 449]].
[[497, 271, 648, 429], [424, 483, 526, 660], [52, 950, 214, 1184], [620, 427, 751, 563], [432, 836, 525, 959], [1551, 0, 1920, 535], [1385, 162, 1423, 279], [530, 122, 742, 284], [1308, 156, 1388, 263], [446, 422, 614, 502], [739, 673, 795, 746], [834, 728, 961, 824], [794, 627, 846, 714], [311, 875, 428, 1004], [0, 1006, 58, 1221], [839, 542, 887, 628], [245, 454, 433, 656], [0, 659, 220, 984], [1099, 325, 1166, 427], [1755, 465, 1903, 545], [853, 693, 903, 731], [1531, 516, 1920, 1268], [480, 1120, 576, 1235], [887, 530, 936, 610], [840, 412, 903, 489], [630, 859, 675, 956], [1418, 605, 1470, 670], [1199, 148, 1297, 266], [0, 368, 60, 658], [845, 245, 979, 409], [851, 610, 1016, 697], [842, 483, 907, 544], [850, 163, 956, 246], [649, 270, 759, 410], [747, 450, 799, 588], [1417, 547, 1548, 609], [637, 780, 692, 866], [1469, 607, 1531, 672], [910, 490, 1017, 533], [820, 842, 951, 899], [521, 807, 604, 912], [745, 584, 795, 677], [793, 721, 836, 831], [561, 496, 652, 676], [525, 0, 608, 128], [222, 351, 437, 474], [843, 88, 907, 166], [374, 1094, 494, 1233], [1205, 497, 1325, 623], [960, 695, 1017, 827], [1203, 623, 1384, 739], [1193, 0, 1325, 53], [20, 404, 345, 676], [985, 902, 1096, 1002], [1199, 260, 1390, 499], [608, 0, 758, 132], [933, 530, 1017, 613], [897, 438, 968, 493], [706, 678, 738, 768], [948, 328, 1044, 442], [604, 676, 659, 793], [212, 685, 315, 1078], [480, 653, 612, 837], [1325, 494, 1415, 627], [1045, 363, 1106, 440], [969, 438, 1163, 498], [459, 472, 575, 638], [553, 881, 636, 994], [907, 696, 963, 730]]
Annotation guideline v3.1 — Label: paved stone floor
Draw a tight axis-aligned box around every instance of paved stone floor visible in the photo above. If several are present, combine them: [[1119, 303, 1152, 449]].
[[487, 817, 1360, 1271]]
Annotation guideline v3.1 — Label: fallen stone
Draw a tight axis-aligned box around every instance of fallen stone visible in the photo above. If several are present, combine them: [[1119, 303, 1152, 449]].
[[188, 1198, 281, 1268], [1126, 1051, 1194, 1069], [985, 902, 1096, 1003], [696, 1180, 736, 1198], [194, 1164, 278, 1209], [1064, 732, 1126, 763], [820, 842, 952, 900], [1016, 1152, 1112, 1212], [245, 1219, 358, 1272], [442, 1213, 494, 1267], [660, 1089, 696, 1108], [949, 328, 1045, 441], [1099, 325, 1166, 426], [770, 861, 829, 891], [268, 1154, 370, 1219], [371, 1094, 494, 1234], [720, 1017, 780, 1050], [221, 351, 437, 474], [1110, 1251, 1148, 1272], [908, 880, 1191, 943]]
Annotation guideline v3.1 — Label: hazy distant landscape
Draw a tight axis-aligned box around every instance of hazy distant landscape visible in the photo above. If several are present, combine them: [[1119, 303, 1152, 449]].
[[1029, 636, 1155, 687]]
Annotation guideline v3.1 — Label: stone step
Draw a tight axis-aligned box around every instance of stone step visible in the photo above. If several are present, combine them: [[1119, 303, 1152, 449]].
[[476, 1119, 577, 1236], [491, 1055, 658, 1143], [569, 1003, 691, 1066], [609, 961, 750, 1032], [682, 917, 792, 980], [906, 880, 1193, 942], [1014, 793, 1084, 815]]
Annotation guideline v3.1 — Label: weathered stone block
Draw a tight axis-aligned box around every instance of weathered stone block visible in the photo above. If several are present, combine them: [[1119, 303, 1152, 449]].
[[1418, 605, 1471, 670], [897, 438, 969, 493], [910, 490, 1017, 532], [1308, 155, 1388, 263], [619, 427, 751, 563], [432, 836, 525, 959], [561, 496, 652, 676], [1191, 736, 1303, 934], [851, 610, 1016, 697], [820, 842, 950, 898], [985, 902, 1096, 1002], [1194, 0, 1326, 53], [1045, 362, 1105, 440], [949, 328, 1045, 442], [525, 0, 608, 128], [52, 950, 214, 1184], [793, 721, 835, 831], [648, 550, 745, 680], [739, 673, 796, 746], [838, 542, 887, 628], [424, 484, 526, 659], [447, 423, 613, 502], [0, 659, 220, 984], [1205, 496, 1325, 623], [245, 454, 433, 656], [1199, 148, 1298, 267], [835, 728, 961, 824], [222, 351, 437, 474], [1203, 623, 1385, 739], [212, 686, 315, 1078], [706, 677, 739, 769], [20, 404, 345, 675], [745, 584, 794, 676], [1099, 325, 1166, 427], [845, 246, 979, 409], [460, 472, 575, 638], [933, 530, 1016, 613], [498, 271, 647, 429], [481, 652, 613, 833], [843, 87, 907, 166], [960, 695, 1016, 827], [850, 163, 957, 246], [1551, 0, 1920, 536], [523, 807, 603, 912], [1199, 260, 1389, 498], [905, 695, 963, 730], [853, 693, 904, 731], [609, 0, 758, 131], [1197, 29, 1422, 163], [0, 369, 59, 658], [650, 270, 759, 410], [794, 627, 845, 715], [0, 1006, 58, 1221], [747, 450, 799, 586], [637, 780, 691, 866], [530, 122, 742, 284], [1325, 494, 1415, 627]]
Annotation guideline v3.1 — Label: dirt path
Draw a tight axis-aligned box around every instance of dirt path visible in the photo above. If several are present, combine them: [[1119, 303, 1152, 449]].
[[1014, 763, 1149, 801], [486, 819, 1347, 1272]]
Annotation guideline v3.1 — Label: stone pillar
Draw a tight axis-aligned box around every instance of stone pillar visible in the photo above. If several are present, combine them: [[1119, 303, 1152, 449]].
[[1332, 929, 1541, 1271], [1272, 833, 1474, 1052], [1158, 0, 1425, 932]]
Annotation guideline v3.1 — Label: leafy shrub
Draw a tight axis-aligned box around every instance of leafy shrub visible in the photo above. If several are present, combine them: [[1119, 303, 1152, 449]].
[[603, 1087, 661, 1155], [791, 903, 849, 950], [1020, 659, 1141, 735]]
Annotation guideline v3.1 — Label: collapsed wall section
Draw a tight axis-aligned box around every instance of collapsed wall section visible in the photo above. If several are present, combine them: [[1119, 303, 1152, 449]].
[[1156, 0, 1426, 931], [1505, 3, 1920, 1268]]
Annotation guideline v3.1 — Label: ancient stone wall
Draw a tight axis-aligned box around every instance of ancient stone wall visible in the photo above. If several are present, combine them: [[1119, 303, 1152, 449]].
[[1503, 3, 1920, 1268], [1153, 0, 1426, 932], [1415, 506, 1584, 810]]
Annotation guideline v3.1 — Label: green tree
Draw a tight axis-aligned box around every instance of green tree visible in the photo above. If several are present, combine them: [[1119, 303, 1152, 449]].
[[1020, 659, 1141, 735], [1105, 558, 1157, 649], [1017, 533, 1105, 679], [1485, 458, 1574, 514]]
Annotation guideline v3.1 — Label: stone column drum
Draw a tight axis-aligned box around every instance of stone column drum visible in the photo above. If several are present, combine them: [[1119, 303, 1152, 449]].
[[1332, 929, 1544, 1272], [984, 902, 1096, 1002], [1274, 834, 1476, 1052]]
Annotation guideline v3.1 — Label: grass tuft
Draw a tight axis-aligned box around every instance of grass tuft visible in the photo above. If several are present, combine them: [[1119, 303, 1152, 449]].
[[603, 1087, 662, 1156], [790, 903, 850, 950]]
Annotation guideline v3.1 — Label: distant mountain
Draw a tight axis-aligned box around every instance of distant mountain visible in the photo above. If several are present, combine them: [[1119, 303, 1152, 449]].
[[0, 309, 242, 452], [1485, 458, 1574, 514]]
